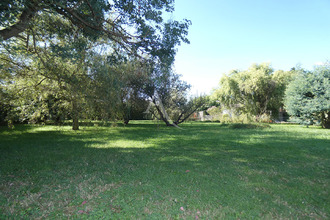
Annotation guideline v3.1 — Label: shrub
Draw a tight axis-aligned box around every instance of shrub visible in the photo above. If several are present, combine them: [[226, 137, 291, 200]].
[[258, 113, 272, 123]]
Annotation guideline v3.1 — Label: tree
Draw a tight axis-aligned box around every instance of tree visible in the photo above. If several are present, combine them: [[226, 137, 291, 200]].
[[1, 1, 191, 129], [1, 12, 102, 129], [284, 66, 330, 128], [0, 76, 13, 126], [268, 69, 297, 118], [0, 0, 190, 63], [143, 65, 207, 126], [88, 56, 150, 125], [213, 63, 294, 121], [116, 62, 150, 125], [171, 95, 207, 125]]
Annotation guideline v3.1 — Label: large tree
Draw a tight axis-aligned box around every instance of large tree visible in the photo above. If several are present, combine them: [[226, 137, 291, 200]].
[[0, 0, 190, 63], [284, 66, 330, 128], [1, 1, 191, 129], [213, 63, 295, 121], [1, 11, 100, 129]]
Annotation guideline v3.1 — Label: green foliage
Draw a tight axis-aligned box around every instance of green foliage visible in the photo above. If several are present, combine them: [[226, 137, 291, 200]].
[[0, 0, 26, 28], [213, 63, 295, 121], [206, 106, 222, 121], [0, 1, 191, 129], [284, 65, 330, 128], [0, 0, 190, 65]]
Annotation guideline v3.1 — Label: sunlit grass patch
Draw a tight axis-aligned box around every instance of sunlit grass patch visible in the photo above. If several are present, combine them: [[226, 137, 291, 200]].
[[0, 122, 329, 219]]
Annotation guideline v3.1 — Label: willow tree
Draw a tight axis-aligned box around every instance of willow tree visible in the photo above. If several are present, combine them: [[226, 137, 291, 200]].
[[213, 63, 295, 121]]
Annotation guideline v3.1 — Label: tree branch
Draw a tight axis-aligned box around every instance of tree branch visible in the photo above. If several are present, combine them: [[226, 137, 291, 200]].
[[0, 4, 40, 40]]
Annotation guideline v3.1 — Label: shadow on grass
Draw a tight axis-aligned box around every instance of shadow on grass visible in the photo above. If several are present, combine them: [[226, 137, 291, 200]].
[[0, 122, 329, 218]]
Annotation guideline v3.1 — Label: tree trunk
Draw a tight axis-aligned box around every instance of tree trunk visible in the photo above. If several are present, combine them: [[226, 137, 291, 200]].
[[72, 116, 79, 130], [123, 118, 130, 125], [153, 101, 172, 126], [173, 105, 202, 125], [321, 111, 330, 129], [72, 100, 79, 130]]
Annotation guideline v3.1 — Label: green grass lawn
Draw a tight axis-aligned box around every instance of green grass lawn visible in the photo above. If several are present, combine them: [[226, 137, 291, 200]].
[[0, 121, 329, 219]]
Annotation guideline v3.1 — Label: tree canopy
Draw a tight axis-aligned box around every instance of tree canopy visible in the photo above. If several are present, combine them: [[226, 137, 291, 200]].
[[0, 0, 194, 129], [284, 65, 330, 128], [212, 63, 295, 121], [0, 0, 190, 63]]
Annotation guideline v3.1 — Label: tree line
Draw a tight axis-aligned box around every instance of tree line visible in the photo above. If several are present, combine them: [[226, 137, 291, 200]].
[[210, 63, 330, 128], [1, 1, 328, 129]]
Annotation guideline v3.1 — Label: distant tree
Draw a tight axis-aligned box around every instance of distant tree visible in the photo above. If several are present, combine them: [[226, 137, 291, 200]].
[[268, 69, 297, 117], [213, 63, 295, 121], [284, 66, 330, 128]]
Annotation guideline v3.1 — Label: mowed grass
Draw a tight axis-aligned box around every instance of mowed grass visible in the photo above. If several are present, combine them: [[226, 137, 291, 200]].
[[0, 121, 329, 219]]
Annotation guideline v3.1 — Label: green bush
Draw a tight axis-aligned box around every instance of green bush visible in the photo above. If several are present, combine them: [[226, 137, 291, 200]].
[[258, 113, 272, 123]]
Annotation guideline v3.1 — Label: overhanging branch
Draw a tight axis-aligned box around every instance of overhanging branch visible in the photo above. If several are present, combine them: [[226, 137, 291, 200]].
[[0, 4, 40, 40]]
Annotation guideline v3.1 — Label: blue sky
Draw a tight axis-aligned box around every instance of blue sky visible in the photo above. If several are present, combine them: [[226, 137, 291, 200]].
[[168, 0, 330, 95]]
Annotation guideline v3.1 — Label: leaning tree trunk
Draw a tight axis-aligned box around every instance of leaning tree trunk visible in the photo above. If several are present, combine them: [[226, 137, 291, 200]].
[[173, 106, 200, 125], [153, 101, 172, 126]]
